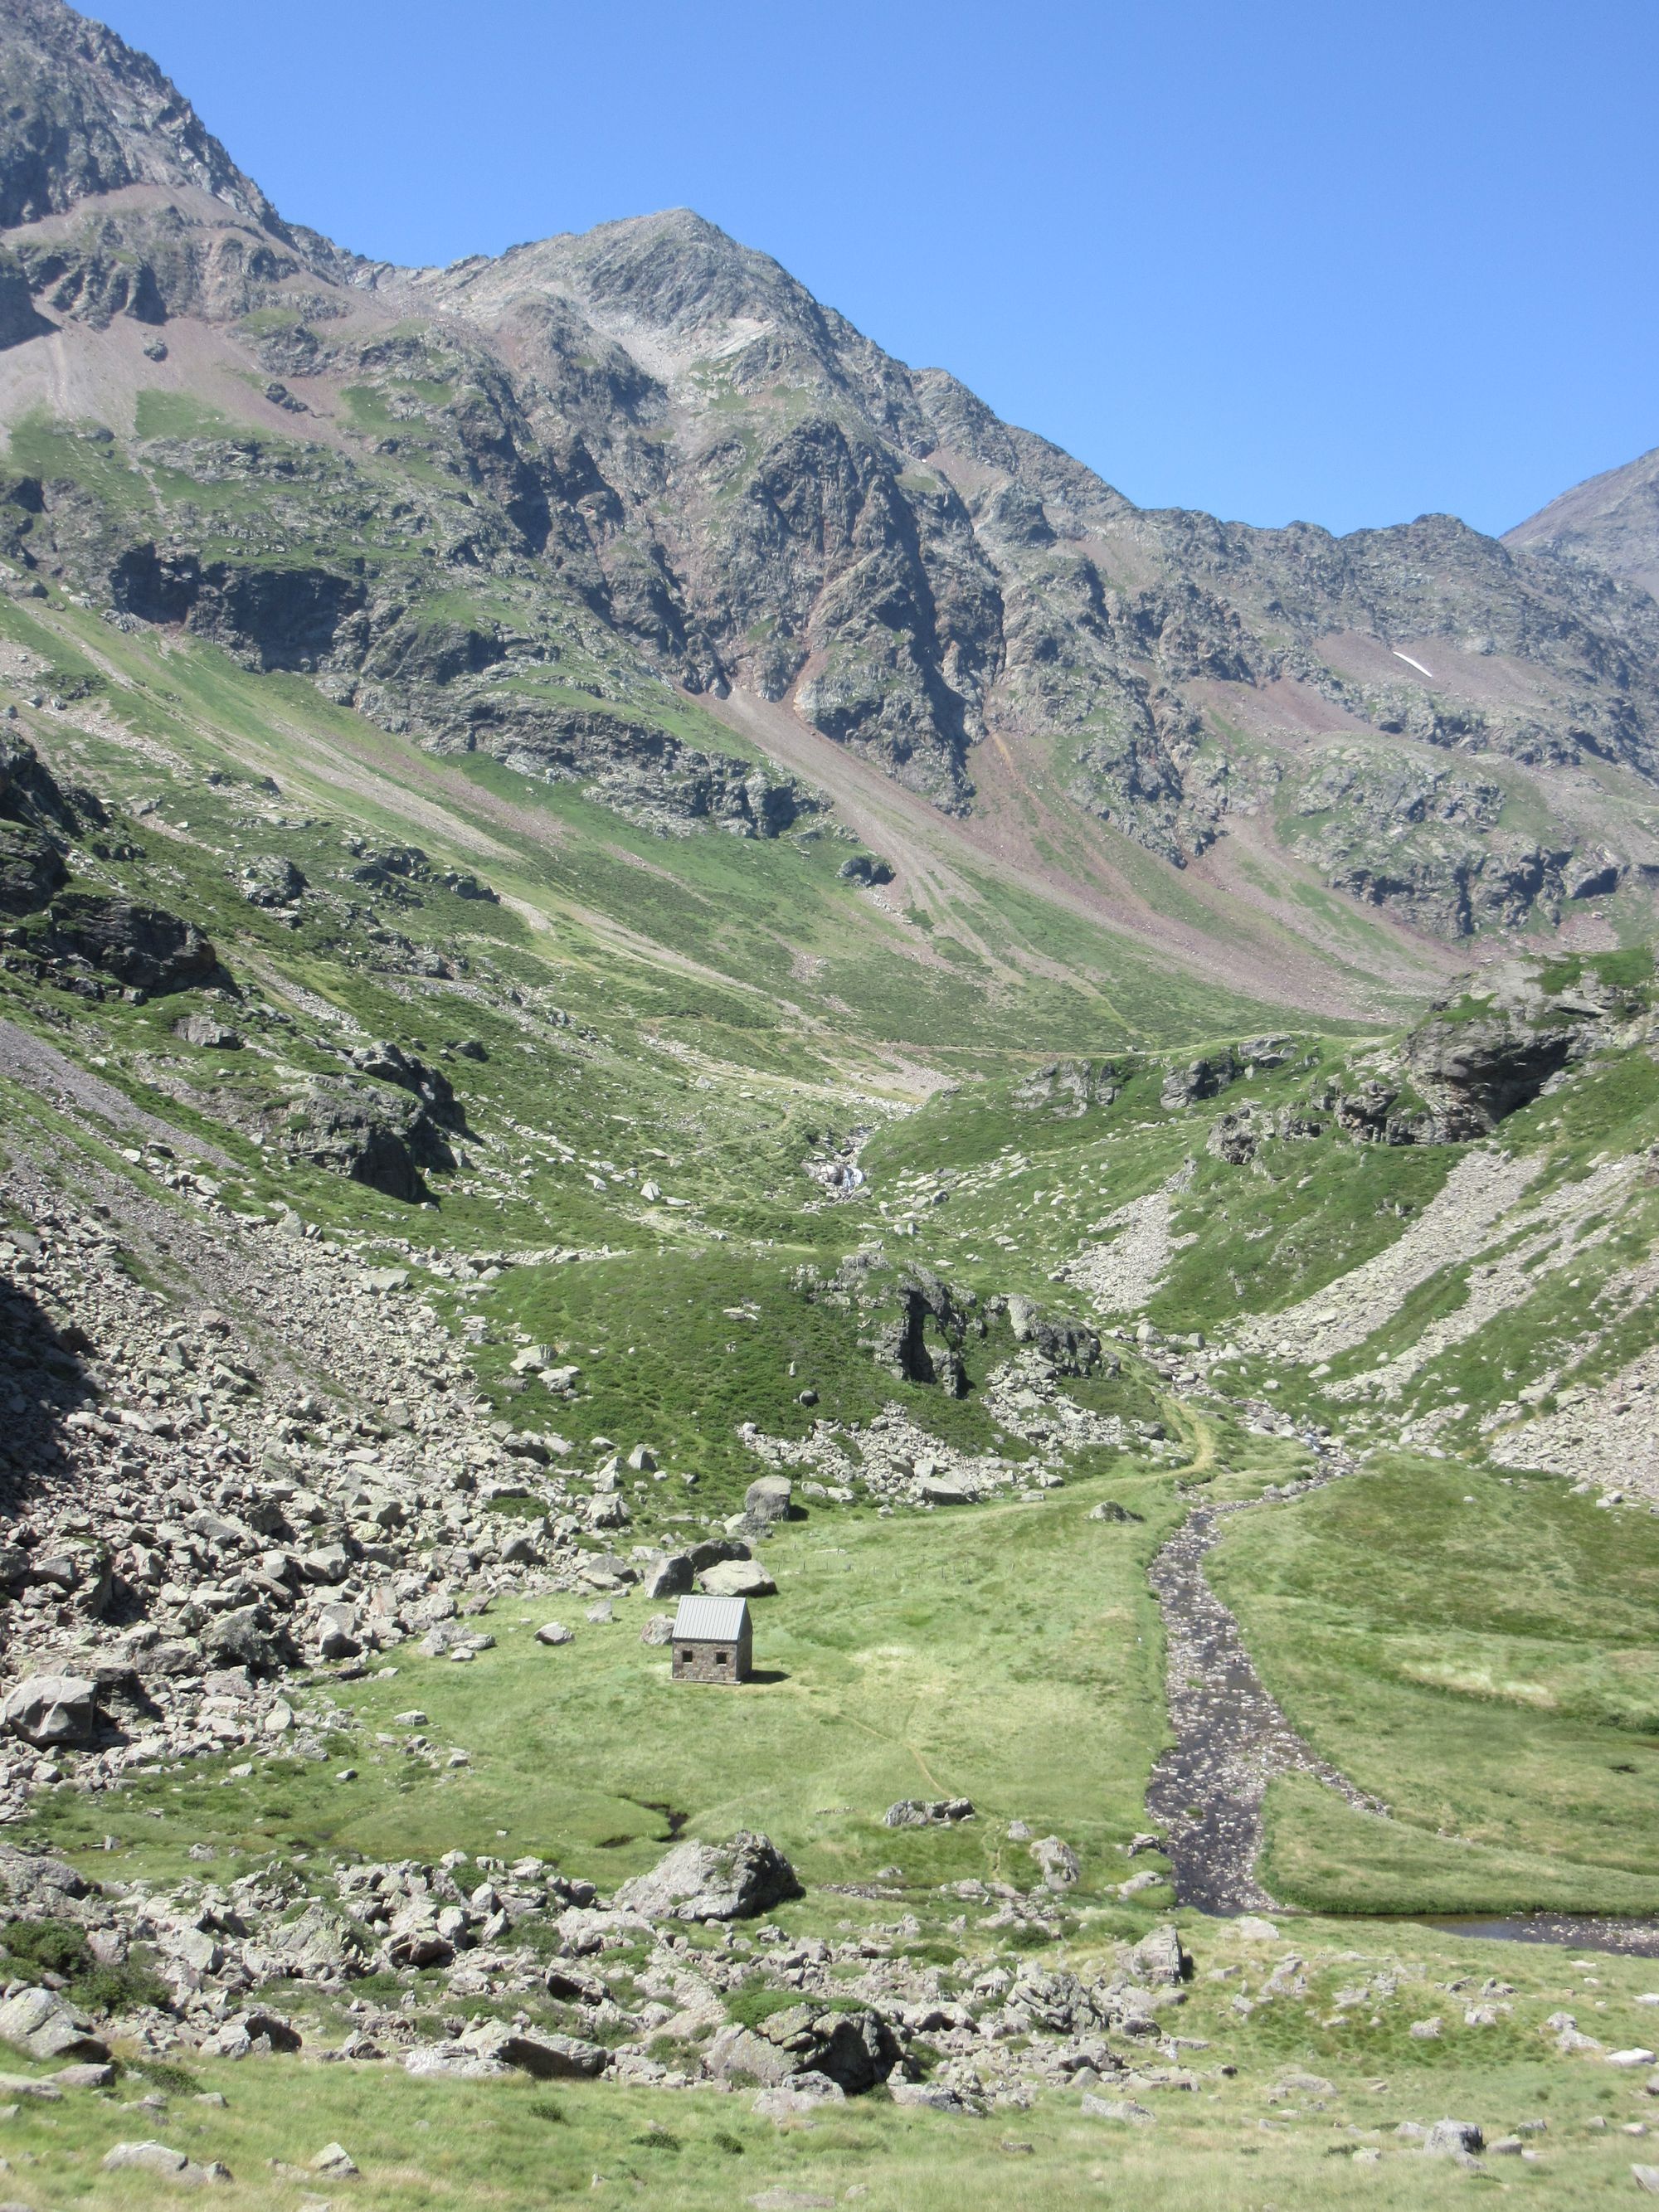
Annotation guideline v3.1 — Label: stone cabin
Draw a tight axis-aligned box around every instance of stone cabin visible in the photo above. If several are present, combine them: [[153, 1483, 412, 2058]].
[[671, 1593, 752, 1685]]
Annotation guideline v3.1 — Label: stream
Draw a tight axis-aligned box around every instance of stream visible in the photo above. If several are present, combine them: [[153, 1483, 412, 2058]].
[[1144, 1455, 1659, 1957], [1144, 1458, 1384, 1914]]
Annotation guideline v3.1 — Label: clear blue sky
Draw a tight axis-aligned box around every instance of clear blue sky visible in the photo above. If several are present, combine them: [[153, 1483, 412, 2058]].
[[96, 0, 1658, 538]]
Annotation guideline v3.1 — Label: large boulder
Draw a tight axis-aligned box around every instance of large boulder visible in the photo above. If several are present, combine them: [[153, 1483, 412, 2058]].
[[173, 1012, 242, 1048], [883, 1797, 975, 1828], [642, 1552, 693, 1601], [686, 1537, 751, 1572], [703, 2023, 798, 2088], [346, 1040, 465, 1130], [0, 1988, 109, 2063], [268, 1901, 365, 1978], [403, 2044, 508, 2080], [698, 1558, 776, 1599], [0, 1845, 90, 1909], [1004, 1297, 1102, 1374], [613, 1832, 800, 1922], [39, 892, 219, 994], [102, 2140, 229, 2184], [708, 2003, 899, 2094], [458, 2018, 606, 2078], [285, 1076, 455, 1202], [1032, 1835, 1081, 1890], [1126, 1924, 1193, 1986], [200, 1605, 287, 1673], [743, 1475, 795, 1530], [1423, 2119, 1485, 2158], [2, 1671, 98, 1746], [235, 853, 306, 907]]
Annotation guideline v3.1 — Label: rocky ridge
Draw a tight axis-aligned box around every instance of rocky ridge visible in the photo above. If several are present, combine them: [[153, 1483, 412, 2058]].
[[0, 0, 1651, 950]]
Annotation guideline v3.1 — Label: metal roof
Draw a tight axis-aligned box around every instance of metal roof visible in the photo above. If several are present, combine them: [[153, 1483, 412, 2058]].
[[672, 1594, 750, 1641]]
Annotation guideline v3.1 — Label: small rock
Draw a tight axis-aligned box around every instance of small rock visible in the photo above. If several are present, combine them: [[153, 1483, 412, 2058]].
[[312, 2145, 359, 2179], [752, 2083, 844, 2122], [698, 1559, 776, 1599], [1423, 2119, 1483, 2156], [889, 2080, 974, 2112]]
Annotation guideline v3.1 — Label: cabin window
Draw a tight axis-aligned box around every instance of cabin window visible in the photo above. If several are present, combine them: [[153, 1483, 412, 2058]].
[[717, 1649, 731, 1665], [678, 1649, 691, 1664]]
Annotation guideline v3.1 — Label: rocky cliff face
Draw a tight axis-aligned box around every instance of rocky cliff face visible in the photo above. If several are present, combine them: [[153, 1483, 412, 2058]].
[[0, 0, 278, 231], [0, 0, 1656, 943]]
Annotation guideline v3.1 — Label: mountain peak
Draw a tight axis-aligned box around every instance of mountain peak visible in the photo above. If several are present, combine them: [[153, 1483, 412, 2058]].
[[1506, 444, 1659, 600], [0, 0, 280, 231]]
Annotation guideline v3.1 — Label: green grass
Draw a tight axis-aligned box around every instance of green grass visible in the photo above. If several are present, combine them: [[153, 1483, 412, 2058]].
[[1213, 1455, 1659, 1913], [28, 1475, 1180, 1896], [0, 2040, 1650, 2211], [132, 388, 238, 442], [481, 1246, 1090, 1499]]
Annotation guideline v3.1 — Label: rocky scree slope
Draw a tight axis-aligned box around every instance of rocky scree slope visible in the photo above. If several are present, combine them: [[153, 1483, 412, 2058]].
[[0, 0, 1649, 960]]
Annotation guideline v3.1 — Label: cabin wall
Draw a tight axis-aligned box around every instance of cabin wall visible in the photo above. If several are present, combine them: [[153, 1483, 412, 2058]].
[[673, 1633, 752, 1684]]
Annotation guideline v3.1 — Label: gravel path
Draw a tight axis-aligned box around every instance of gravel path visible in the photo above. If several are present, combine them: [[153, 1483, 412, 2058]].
[[1145, 1459, 1387, 1914]]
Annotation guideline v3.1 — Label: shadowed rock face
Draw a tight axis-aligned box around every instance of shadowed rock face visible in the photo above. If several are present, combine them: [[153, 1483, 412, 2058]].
[[0, 728, 104, 840], [1399, 952, 1646, 1138], [1403, 1015, 1579, 1138], [0, 818, 64, 912], [37, 892, 218, 994], [282, 1077, 455, 1204]]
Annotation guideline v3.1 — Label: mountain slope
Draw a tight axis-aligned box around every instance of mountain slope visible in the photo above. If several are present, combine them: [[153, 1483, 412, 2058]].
[[3, 10, 1659, 2191], [0, 0, 277, 230], [1506, 442, 1659, 599], [0, 0, 1645, 1023]]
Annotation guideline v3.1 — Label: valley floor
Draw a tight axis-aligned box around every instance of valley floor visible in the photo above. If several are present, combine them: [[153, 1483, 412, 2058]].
[[1, 617, 1659, 2204]]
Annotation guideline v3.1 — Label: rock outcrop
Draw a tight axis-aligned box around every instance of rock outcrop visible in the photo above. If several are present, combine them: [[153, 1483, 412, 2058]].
[[613, 1834, 800, 1923]]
